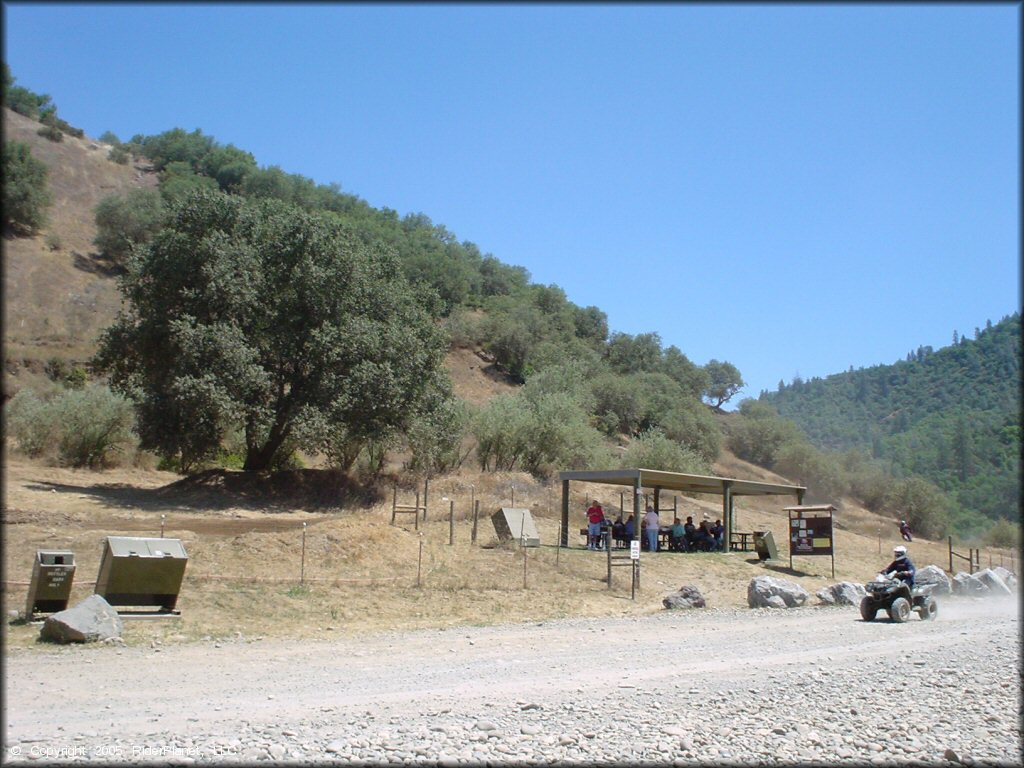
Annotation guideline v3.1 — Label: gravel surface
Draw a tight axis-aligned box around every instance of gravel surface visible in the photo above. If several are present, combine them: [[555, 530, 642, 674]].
[[4, 595, 1020, 765]]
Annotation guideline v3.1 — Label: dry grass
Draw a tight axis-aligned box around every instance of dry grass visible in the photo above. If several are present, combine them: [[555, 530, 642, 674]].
[[4, 454, 1016, 652]]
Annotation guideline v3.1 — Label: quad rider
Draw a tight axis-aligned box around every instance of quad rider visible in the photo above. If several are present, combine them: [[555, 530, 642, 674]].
[[882, 545, 916, 586], [899, 520, 913, 542]]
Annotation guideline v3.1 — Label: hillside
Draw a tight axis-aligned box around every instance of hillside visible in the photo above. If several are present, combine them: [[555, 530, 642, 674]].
[[3, 107, 158, 377], [760, 317, 1021, 530]]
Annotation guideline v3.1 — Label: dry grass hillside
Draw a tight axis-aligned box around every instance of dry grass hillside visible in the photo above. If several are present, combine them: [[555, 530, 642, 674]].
[[3, 107, 158, 383]]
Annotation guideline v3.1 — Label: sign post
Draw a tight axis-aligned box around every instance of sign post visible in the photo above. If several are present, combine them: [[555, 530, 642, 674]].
[[785, 504, 836, 578]]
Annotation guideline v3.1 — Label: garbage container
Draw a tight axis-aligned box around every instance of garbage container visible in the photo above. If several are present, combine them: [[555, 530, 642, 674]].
[[94, 536, 188, 611], [753, 530, 779, 561], [25, 550, 76, 617]]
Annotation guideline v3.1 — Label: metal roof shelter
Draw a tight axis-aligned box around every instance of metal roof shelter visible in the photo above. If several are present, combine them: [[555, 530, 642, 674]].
[[558, 468, 807, 548]]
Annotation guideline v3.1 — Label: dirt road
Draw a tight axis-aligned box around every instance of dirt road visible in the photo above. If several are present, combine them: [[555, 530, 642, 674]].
[[4, 596, 1020, 764]]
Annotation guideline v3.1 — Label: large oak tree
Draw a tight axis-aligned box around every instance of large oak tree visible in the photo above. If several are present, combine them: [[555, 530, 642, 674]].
[[95, 189, 450, 471]]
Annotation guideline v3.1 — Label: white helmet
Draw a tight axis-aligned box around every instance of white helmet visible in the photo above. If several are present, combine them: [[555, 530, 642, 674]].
[[893, 545, 907, 558]]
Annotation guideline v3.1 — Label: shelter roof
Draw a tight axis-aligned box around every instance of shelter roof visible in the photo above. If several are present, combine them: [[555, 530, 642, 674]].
[[558, 468, 805, 498]]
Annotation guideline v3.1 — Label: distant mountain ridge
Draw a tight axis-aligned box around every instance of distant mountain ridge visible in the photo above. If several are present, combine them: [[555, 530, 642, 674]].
[[760, 314, 1021, 528]]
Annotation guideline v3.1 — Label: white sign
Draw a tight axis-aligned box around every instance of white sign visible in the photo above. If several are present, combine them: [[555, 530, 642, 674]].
[[630, 540, 641, 560]]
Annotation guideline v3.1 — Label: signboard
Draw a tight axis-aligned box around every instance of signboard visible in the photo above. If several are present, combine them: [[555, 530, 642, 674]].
[[630, 540, 641, 560], [785, 505, 836, 577]]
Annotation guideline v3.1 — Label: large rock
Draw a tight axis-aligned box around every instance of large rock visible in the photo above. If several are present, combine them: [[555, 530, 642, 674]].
[[914, 564, 952, 596], [663, 585, 706, 610], [991, 566, 1017, 591], [40, 594, 123, 644], [952, 571, 988, 597], [816, 581, 866, 606], [974, 568, 1013, 596], [748, 575, 809, 608]]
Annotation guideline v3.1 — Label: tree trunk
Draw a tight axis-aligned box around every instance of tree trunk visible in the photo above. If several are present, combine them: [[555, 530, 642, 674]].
[[243, 421, 291, 471]]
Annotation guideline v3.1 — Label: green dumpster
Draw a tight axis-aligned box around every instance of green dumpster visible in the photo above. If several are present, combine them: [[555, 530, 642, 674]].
[[94, 536, 188, 611], [25, 550, 76, 617], [754, 530, 779, 561]]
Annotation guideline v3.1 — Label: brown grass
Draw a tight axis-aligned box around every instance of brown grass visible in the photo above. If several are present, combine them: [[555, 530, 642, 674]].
[[4, 453, 1015, 651]]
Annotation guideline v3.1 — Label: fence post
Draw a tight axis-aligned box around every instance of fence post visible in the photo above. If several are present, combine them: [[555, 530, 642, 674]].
[[391, 485, 398, 526], [948, 536, 953, 574], [414, 490, 420, 531], [423, 477, 429, 522], [300, 522, 307, 585], [471, 500, 479, 545], [448, 499, 454, 545]]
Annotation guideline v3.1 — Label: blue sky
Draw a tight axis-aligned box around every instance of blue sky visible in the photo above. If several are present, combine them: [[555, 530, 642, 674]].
[[4, 3, 1019, 404]]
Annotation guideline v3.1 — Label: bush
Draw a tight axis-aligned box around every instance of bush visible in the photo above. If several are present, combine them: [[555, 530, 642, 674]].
[[983, 518, 1020, 550], [52, 385, 136, 468], [36, 124, 63, 142], [93, 188, 166, 263], [108, 145, 130, 165], [620, 428, 709, 475], [5, 389, 59, 458], [883, 476, 949, 539], [3, 141, 52, 234]]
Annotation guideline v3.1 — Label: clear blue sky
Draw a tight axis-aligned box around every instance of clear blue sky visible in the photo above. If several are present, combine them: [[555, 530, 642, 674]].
[[4, 3, 1019, 404]]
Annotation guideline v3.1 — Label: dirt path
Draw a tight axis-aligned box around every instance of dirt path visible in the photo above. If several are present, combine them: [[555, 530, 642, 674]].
[[4, 597, 1019, 764]]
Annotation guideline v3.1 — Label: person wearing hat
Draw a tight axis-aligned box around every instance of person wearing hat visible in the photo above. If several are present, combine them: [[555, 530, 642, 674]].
[[882, 545, 916, 586]]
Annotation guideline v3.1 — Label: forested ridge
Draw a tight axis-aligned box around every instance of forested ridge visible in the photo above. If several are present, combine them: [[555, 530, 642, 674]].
[[760, 315, 1021, 531]]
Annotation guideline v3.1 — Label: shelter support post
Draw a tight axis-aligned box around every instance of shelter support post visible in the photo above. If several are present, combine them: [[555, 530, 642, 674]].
[[633, 477, 642, 588], [722, 480, 733, 552], [560, 479, 570, 547]]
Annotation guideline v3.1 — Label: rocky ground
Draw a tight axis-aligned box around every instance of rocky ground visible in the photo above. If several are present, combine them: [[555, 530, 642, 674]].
[[3, 594, 1019, 766]]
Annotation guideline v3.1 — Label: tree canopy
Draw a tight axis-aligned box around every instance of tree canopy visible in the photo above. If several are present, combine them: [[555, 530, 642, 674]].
[[93, 189, 453, 471]]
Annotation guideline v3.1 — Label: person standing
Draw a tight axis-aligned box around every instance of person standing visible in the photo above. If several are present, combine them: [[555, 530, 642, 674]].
[[644, 505, 660, 553], [586, 501, 605, 551]]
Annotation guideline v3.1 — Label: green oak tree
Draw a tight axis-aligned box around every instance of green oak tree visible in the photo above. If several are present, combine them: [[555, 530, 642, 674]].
[[94, 189, 452, 472]]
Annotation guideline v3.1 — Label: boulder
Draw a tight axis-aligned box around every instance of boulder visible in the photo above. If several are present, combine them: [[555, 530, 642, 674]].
[[40, 594, 123, 644], [914, 564, 952, 596], [663, 585, 706, 610], [748, 575, 809, 608], [816, 581, 866, 606], [992, 566, 1017, 591], [952, 571, 988, 597], [974, 568, 1013, 596]]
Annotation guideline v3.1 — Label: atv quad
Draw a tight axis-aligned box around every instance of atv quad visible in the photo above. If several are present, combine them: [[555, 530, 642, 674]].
[[860, 575, 938, 623]]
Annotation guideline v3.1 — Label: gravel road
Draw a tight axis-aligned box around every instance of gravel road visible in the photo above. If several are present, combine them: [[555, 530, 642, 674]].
[[4, 595, 1020, 765]]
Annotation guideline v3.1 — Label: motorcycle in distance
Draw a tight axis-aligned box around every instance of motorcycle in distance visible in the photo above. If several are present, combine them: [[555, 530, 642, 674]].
[[860, 573, 938, 623]]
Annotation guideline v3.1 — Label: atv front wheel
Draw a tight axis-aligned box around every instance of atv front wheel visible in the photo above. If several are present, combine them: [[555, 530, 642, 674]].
[[917, 596, 937, 621], [860, 597, 877, 622], [889, 596, 911, 623]]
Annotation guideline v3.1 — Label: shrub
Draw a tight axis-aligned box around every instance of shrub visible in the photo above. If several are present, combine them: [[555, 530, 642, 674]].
[[44, 232, 62, 250], [52, 385, 136, 468], [883, 476, 949, 540], [3, 141, 52, 234], [620, 428, 709, 475], [983, 518, 1020, 550], [108, 145, 130, 165], [5, 389, 59, 458], [93, 188, 166, 263], [36, 124, 63, 142]]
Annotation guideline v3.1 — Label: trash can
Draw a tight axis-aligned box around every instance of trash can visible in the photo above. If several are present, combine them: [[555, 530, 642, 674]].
[[94, 536, 188, 611], [754, 530, 779, 561], [25, 550, 76, 617]]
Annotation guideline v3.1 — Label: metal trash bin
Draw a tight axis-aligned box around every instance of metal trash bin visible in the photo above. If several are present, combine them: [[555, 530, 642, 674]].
[[94, 536, 188, 611], [25, 550, 76, 617], [754, 530, 779, 561]]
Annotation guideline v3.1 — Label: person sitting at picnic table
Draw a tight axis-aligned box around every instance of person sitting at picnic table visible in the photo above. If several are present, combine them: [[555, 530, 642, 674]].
[[624, 513, 636, 543], [669, 517, 687, 551], [710, 519, 725, 551], [694, 520, 713, 552], [586, 501, 605, 551], [683, 516, 698, 550], [644, 505, 660, 552]]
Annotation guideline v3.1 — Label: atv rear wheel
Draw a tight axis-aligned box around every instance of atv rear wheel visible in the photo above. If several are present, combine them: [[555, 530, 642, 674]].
[[860, 597, 877, 622], [917, 596, 937, 621], [889, 596, 911, 623]]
